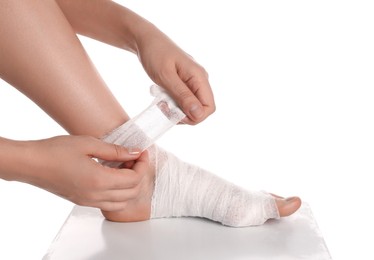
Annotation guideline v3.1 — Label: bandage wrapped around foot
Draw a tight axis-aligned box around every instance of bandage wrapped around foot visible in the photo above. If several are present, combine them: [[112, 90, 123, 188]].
[[100, 85, 185, 168], [101, 85, 280, 227]]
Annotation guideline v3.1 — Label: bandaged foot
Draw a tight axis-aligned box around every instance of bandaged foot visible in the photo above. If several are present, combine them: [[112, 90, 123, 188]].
[[152, 146, 282, 226], [100, 86, 301, 227]]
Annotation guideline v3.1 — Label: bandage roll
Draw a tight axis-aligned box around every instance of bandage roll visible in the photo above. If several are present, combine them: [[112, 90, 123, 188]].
[[100, 85, 185, 167]]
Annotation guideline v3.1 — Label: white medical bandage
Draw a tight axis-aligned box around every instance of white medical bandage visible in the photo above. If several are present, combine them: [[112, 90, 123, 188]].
[[101, 86, 280, 227], [150, 146, 280, 227], [100, 85, 185, 168]]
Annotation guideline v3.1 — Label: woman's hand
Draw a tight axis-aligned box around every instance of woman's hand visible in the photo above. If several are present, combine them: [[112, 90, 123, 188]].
[[14, 136, 150, 211], [136, 27, 216, 125]]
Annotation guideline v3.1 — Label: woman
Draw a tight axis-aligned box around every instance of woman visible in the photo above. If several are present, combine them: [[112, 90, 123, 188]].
[[0, 0, 300, 226]]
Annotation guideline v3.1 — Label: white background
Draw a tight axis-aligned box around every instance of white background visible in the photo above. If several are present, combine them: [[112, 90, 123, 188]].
[[1, 0, 373, 259]]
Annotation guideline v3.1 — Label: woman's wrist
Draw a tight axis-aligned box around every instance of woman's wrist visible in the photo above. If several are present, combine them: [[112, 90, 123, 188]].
[[117, 7, 161, 54], [55, 0, 160, 55], [0, 137, 35, 182]]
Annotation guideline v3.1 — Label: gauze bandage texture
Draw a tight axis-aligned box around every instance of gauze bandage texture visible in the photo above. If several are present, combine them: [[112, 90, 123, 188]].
[[150, 146, 280, 227], [101, 85, 280, 226], [101, 85, 185, 168]]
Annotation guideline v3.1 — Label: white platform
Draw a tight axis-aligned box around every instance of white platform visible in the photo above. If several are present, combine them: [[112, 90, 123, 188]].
[[44, 203, 331, 260]]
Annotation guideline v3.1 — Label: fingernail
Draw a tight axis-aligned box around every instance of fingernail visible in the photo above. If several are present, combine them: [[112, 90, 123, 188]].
[[189, 104, 204, 119], [128, 148, 141, 155]]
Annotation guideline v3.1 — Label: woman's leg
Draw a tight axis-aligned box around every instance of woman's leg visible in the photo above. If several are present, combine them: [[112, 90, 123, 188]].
[[0, 0, 300, 225], [0, 0, 128, 137]]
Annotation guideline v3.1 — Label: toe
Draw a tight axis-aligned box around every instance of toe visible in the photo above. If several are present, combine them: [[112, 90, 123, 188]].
[[275, 196, 302, 217]]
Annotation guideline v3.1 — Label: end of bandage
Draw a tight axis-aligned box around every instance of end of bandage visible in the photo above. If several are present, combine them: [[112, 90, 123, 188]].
[[100, 84, 186, 159], [149, 84, 186, 124]]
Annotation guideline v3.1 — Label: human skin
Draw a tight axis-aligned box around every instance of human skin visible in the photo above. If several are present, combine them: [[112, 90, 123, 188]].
[[0, 0, 147, 212], [55, 0, 216, 125], [0, 0, 300, 220], [0, 136, 151, 211]]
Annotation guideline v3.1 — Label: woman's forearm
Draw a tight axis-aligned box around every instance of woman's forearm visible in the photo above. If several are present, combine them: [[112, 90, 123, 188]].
[[55, 0, 156, 53], [0, 137, 31, 182]]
